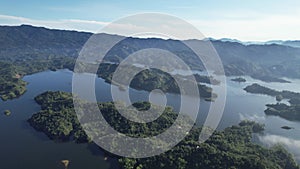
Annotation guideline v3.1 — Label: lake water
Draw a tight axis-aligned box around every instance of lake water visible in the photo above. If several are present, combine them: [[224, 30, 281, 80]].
[[0, 70, 115, 169], [0, 69, 299, 169]]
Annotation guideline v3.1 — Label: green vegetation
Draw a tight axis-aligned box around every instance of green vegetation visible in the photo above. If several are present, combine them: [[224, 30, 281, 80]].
[[231, 77, 246, 82], [28, 91, 90, 143], [28, 91, 188, 142], [0, 62, 27, 101], [28, 91, 299, 169], [244, 83, 300, 99], [3, 109, 11, 116], [238, 120, 265, 133], [265, 103, 300, 121], [0, 25, 82, 100], [119, 121, 298, 169], [0, 46, 76, 101], [98, 63, 217, 100], [0, 57, 74, 101], [244, 83, 300, 121]]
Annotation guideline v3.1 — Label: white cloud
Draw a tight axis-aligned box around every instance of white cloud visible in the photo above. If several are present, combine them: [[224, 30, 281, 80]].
[[239, 113, 265, 122], [0, 13, 300, 41], [0, 14, 108, 33], [0, 14, 207, 40], [189, 12, 300, 41], [259, 134, 300, 161]]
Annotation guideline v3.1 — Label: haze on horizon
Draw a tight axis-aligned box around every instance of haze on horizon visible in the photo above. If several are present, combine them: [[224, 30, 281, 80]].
[[0, 0, 299, 41]]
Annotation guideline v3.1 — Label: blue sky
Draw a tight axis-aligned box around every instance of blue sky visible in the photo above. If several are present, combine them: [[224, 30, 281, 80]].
[[0, 0, 300, 41]]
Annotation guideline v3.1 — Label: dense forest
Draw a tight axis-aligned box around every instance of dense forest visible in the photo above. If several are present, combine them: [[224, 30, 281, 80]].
[[28, 91, 300, 169], [28, 91, 89, 143]]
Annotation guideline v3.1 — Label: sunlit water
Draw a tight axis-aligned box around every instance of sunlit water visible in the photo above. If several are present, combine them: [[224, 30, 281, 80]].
[[0, 69, 299, 169]]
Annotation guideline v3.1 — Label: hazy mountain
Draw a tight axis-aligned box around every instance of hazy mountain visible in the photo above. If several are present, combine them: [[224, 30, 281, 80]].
[[280, 41, 300, 48], [1, 25, 300, 80], [215, 38, 300, 48]]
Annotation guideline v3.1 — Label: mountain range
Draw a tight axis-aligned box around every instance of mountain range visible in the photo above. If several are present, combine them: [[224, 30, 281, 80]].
[[0, 24, 299, 81]]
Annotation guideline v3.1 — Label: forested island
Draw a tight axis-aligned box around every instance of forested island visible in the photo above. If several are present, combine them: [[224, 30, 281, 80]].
[[28, 91, 299, 169], [28, 91, 89, 143], [244, 83, 300, 121], [244, 83, 300, 99], [265, 103, 300, 121], [97, 63, 217, 100]]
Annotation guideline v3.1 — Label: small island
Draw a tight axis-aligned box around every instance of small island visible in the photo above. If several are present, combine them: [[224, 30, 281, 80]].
[[28, 91, 300, 169], [231, 77, 246, 83], [281, 126, 294, 130], [3, 110, 11, 116], [265, 103, 300, 121]]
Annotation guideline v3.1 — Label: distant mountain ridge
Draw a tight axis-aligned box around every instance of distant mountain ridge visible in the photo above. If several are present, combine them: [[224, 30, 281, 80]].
[[1, 24, 300, 80], [213, 38, 300, 48]]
